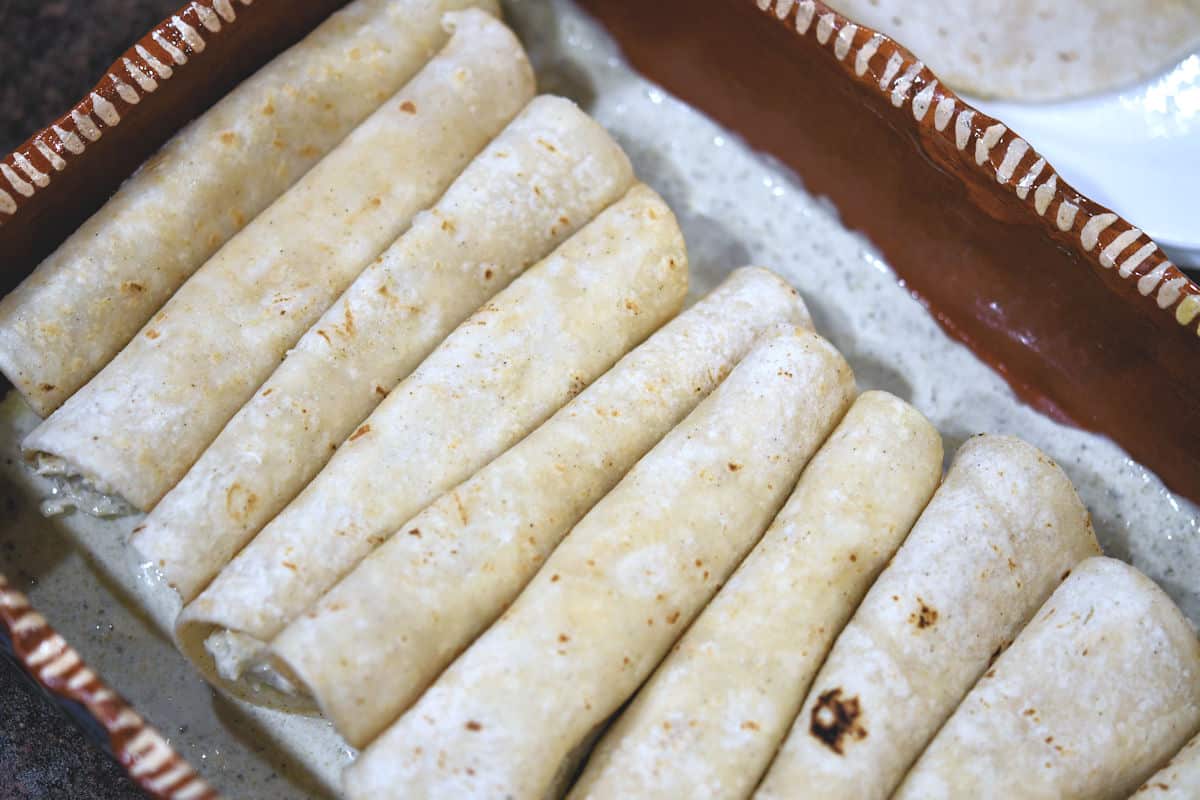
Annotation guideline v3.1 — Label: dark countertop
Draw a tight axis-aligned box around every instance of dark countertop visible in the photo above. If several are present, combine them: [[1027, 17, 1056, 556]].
[[1, 6, 181, 796]]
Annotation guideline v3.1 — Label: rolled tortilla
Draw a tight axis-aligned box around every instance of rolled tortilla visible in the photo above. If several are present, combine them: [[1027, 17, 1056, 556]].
[[130, 95, 635, 605], [1132, 732, 1200, 799], [22, 10, 534, 512], [343, 326, 857, 800], [755, 434, 1102, 800], [570, 390, 942, 800], [176, 184, 688, 702], [894, 557, 1200, 800], [0, 0, 497, 418], [268, 266, 812, 748]]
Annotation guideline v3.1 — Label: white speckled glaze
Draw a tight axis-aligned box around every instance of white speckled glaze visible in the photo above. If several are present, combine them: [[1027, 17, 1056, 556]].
[[0, 1, 1196, 796]]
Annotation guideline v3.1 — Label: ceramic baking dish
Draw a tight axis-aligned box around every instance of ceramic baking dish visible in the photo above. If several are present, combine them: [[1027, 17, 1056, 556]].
[[0, 1, 1196, 796]]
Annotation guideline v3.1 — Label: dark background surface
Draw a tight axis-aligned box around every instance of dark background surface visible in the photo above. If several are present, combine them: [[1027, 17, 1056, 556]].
[[0, 4, 179, 796]]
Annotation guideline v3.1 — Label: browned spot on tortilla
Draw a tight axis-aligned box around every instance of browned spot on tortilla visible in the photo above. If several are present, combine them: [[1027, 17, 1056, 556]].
[[810, 688, 867, 754], [144, 329, 159, 340], [484, 269, 493, 280], [441, 218, 456, 233], [298, 145, 320, 158], [849, 553, 858, 562], [558, 633, 570, 643], [741, 720, 760, 731], [374, 385, 388, 398], [777, 369, 794, 378], [349, 424, 371, 442], [727, 462, 742, 472], [121, 281, 145, 294], [282, 560, 298, 572], [550, 574, 560, 582], [453, 492, 469, 525], [408, 528, 421, 538], [369, 196, 381, 207], [262, 102, 275, 116], [909, 597, 938, 629], [624, 298, 640, 314], [465, 720, 482, 731], [219, 131, 236, 145], [315, 329, 332, 346], [536, 137, 558, 152], [131, 524, 146, 534], [1062, 569, 1072, 581], [559, 215, 570, 226], [400, 100, 417, 113], [261, 388, 274, 397], [1008, 557, 1018, 571], [231, 208, 245, 226], [343, 306, 355, 336], [225, 483, 258, 521], [37, 383, 55, 393]]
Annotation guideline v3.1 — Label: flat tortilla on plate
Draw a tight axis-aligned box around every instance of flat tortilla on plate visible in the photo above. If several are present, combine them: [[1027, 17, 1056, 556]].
[[894, 557, 1200, 800], [0, 0, 497, 417], [755, 434, 1101, 800], [343, 326, 856, 800], [22, 9, 534, 511], [570, 390, 942, 799], [267, 266, 812, 748], [824, 0, 1200, 101], [130, 94, 635, 604], [176, 184, 689, 703]]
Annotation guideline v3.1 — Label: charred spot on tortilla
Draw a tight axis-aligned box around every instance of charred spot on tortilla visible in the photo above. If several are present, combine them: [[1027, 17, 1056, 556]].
[[910, 597, 938, 629], [810, 688, 867, 754]]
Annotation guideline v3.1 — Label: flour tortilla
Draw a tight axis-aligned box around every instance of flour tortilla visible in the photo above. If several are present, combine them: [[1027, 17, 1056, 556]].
[[894, 557, 1200, 800], [343, 326, 856, 800], [268, 266, 812, 748], [825, 0, 1200, 101], [176, 184, 689, 703], [756, 434, 1102, 800], [129, 95, 634, 605], [0, 0, 497, 417], [570, 390, 942, 800], [22, 10, 533, 512], [1133, 732, 1200, 799]]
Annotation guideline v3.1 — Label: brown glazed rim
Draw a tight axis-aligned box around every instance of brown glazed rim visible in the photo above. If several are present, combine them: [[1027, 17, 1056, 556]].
[[0, 573, 219, 800], [751, 0, 1200, 334], [0, 0, 255, 225]]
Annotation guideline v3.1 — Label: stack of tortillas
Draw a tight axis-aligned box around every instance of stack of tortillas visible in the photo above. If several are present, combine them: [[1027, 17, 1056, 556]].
[[826, 0, 1200, 100], [0, 0, 1197, 798]]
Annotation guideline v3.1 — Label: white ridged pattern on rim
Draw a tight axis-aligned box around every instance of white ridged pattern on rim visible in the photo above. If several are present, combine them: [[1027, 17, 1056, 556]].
[[0, 0, 244, 221], [0, 574, 217, 799]]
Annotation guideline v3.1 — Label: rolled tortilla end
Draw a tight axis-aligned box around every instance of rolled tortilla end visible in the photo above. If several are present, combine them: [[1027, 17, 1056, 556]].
[[0, 0, 498, 418], [756, 434, 1102, 800], [22, 9, 535, 512], [1132, 731, 1200, 799], [342, 326, 857, 800], [268, 265, 814, 748], [175, 183, 689, 706], [130, 93, 636, 605], [570, 389, 943, 800], [895, 557, 1200, 800]]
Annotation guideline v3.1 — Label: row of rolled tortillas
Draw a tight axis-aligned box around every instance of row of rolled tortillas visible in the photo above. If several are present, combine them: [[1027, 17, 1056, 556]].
[[23, 8, 535, 512], [0, 0, 499, 418], [341, 403, 1199, 799]]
